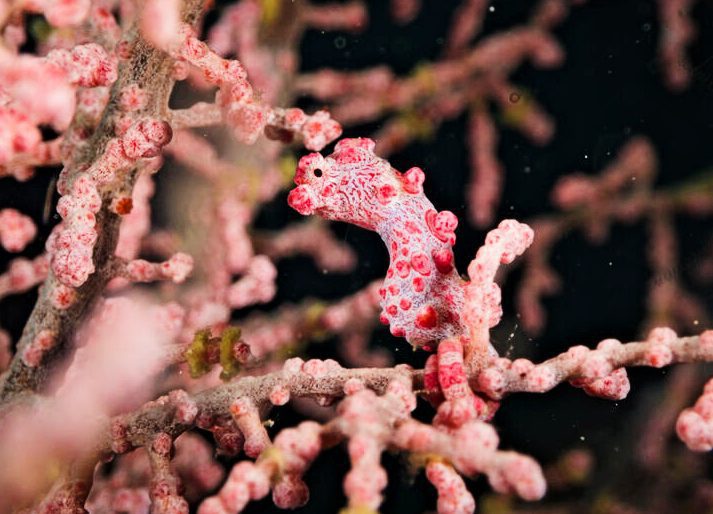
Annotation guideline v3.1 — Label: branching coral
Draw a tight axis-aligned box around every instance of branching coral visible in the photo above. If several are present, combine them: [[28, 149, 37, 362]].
[[0, 1, 712, 514]]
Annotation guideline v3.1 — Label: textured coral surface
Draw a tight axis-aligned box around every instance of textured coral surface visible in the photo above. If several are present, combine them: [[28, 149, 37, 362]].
[[0, 1, 712, 514]]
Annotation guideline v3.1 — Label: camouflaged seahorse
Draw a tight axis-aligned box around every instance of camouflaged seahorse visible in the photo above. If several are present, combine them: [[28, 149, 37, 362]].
[[287, 138, 466, 349]]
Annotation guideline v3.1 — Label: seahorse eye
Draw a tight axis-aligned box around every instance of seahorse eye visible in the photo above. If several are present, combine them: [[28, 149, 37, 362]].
[[313, 168, 323, 177]]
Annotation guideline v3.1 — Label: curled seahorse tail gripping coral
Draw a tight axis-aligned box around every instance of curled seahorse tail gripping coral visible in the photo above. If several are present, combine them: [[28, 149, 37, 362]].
[[287, 137, 535, 427], [289, 137, 533, 357]]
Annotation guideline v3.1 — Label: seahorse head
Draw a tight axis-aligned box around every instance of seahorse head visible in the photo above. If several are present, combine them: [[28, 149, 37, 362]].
[[287, 138, 402, 230]]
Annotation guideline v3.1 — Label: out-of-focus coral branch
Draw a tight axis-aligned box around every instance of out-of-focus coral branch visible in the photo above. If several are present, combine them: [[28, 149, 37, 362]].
[[657, 0, 697, 91], [0, 0, 207, 407], [31, 329, 704, 513], [478, 329, 711, 400], [0, 208, 37, 252], [518, 139, 713, 335], [0, 254, 48, 301], [301, 1, 367, 32], [254, 220, 357, 273], [1, 2, 712, 513]]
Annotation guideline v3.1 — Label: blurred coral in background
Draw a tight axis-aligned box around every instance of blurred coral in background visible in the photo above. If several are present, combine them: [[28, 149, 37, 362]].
[[0, 1, 712, 513]]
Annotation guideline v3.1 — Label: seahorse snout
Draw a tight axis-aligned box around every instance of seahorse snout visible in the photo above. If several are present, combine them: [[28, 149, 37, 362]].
[[287, 185, 319, 215]]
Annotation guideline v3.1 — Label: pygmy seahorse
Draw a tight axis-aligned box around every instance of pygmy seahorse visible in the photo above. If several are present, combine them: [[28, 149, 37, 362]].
[[287, 137, 466, 350]]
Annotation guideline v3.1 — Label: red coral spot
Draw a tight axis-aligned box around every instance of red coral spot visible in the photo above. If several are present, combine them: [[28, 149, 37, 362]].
[[402, 167, 425, 194], [404, 221, 421, 234], [411, 253, 431, 276], [285, 108, 307, 127], [425, 209, 458, 244], [395, 260, 410, 278], [433, 248, 455, 274], [114, 197, 133, 215], [416, 305, 438, 329], [377, 184, 396, 204], [321, 183, 336, 197], [390, 326, 406, 337]]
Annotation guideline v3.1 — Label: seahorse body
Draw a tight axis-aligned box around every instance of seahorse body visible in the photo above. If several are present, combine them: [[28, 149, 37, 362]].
[[287, 138, 466, 349]]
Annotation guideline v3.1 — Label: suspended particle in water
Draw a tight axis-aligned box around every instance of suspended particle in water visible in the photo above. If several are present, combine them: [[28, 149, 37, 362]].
[[43, 176, 57, 224]]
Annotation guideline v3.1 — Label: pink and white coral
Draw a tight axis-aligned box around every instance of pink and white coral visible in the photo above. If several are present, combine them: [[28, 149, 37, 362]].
[[0, 3, 712, 514], [0, 208, 37, 252]]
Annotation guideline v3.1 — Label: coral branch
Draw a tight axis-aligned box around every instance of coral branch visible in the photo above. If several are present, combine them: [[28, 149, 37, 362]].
[[0, 0, 207, 406], [0, 208, 37, 252], [105, 331, 713, 452]]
